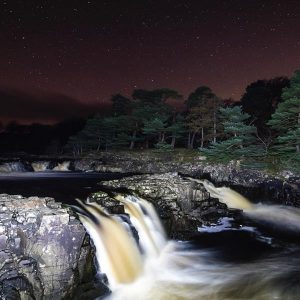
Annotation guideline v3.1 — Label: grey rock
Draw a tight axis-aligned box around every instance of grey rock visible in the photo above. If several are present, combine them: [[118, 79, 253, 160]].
[[100, 173, 239, 239], [70, 153, 300, 207], [0, 194, 89, 300]]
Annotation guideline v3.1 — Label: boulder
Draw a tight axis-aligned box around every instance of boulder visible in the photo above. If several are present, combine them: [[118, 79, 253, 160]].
[[0, 194, 91, 299]]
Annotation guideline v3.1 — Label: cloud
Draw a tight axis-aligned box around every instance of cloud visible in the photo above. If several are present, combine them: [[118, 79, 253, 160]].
[[0, 87, 108, 124]]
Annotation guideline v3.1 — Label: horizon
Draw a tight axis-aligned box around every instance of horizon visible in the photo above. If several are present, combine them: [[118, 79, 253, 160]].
[[0, 71, 290, 125]]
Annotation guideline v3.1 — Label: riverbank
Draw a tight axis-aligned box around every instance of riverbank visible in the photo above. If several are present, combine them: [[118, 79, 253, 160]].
[[1, 150, 298, 207], [0, 151, 299, 299]]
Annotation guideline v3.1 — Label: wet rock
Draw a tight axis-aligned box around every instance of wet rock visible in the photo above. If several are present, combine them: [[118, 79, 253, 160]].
[[2, 153, 299, 206], [100, 173, 240, 239], [70, 153, 300, 207], [0, 162, 31, 173], [89, 192, 125, 215], [0, 194, 89, 299], [31, 161, 53, 172], [73, 159, 103, 172], [52, 161, 71, 171]]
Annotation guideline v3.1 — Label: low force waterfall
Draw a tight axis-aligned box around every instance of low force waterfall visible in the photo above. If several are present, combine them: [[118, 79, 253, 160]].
[[75, 181, 300, 300]]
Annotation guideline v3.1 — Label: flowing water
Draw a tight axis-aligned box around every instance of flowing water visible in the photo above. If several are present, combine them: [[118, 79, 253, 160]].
[[76, 182, 300, 300], [0, 171, 128, 203], [1, 173, 299, 299]]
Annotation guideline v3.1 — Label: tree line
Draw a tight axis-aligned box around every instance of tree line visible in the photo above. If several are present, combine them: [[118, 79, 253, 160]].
[[66, 71, 299, 171]]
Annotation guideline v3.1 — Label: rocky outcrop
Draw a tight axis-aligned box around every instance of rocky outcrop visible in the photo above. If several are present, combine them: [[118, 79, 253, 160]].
[[31, 161, 52, 172], [73, 154, 300, 207], [0, 162, 32, 172], [193, 164, 300, 207], [93, 173, 239, 239], [0, 194, 92, 300], [0, 160, 73, 173], [0, 152, 299, 206]]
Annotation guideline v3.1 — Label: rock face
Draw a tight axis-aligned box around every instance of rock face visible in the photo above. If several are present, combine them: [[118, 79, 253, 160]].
[[72, 154, 300, 207], [0, 162, 31, 172], [94, 173, 239, 239], [194, 164, 300, 207], [1, 153, 299, 207], [0, 194, 90, 300]]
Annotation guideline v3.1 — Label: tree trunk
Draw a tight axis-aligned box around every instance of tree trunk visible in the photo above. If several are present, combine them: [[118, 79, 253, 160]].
[[191, 132, 196, 149], [97, 137, 101, 152], [200, 127, 204, 149], [213, 111, 217, 143], [171, 136, 176, 148], [129, 130, 136, 150], [297, 113, 300, 152], [187, 132, 191, 149]]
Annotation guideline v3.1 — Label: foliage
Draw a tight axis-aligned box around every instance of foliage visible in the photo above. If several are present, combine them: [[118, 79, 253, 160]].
[[200, 106, 263, 161], [60, 77, 299, 174], [185, 86, 223, 148], [241, 76, 289, 133], [185, 86, 215, 109], [167, 114, 185, 147], [268, 70, 300, 170], [111, 94, 132, 116], [154, 141, 174, 152]]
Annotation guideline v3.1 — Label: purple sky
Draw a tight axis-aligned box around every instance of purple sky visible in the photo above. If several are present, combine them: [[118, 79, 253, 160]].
[[1, 0, 300, 123]]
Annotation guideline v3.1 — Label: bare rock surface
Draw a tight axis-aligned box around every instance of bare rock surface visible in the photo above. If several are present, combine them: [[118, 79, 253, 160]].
[[95, 173, 239, 239], [0, 194, 89, 300]]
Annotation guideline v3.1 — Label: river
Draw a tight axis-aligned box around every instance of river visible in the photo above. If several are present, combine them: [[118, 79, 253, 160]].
[[0, 172, 299, 299], [0, 171, 128, 204]]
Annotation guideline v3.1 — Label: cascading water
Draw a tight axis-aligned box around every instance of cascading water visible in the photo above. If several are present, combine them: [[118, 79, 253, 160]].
[[75, 182, 300, 300], [31, 161, 51, 172], [194, 179, 300, 236], [0, 162, 28, 172], [53, 161, 71, 171]]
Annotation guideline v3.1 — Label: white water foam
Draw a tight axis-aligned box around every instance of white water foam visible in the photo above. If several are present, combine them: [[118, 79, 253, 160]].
[[77, 183, 300, 300]]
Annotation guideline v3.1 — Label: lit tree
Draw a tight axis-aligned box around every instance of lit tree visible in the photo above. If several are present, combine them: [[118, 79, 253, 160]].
[[132, 88, 182, 148], [185, 86, 223, 148], [201, 106, 261, 161], [268, 70, 300, 167], [185, 104, 211, 149], [167, 114, 185, 148]]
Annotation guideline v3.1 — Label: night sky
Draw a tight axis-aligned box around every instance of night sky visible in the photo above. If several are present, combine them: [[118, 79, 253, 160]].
[[1, 0, 300, 123]]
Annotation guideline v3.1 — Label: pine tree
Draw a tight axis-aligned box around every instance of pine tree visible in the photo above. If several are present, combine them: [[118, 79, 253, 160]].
[[201, 106, 261, 161], [143, 115, 169, 143], [131, 88, 182, 148], [268, 70, 300, 168], [167, 114, 185, 148], [185, 104, 211, 149], [111, 94, 132, 116], [185, 86, 223, 148]]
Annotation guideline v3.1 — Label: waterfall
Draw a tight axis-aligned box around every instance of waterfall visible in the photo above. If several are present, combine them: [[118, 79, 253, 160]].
[[114, 195, 167, 257], [31, 161, 51, 172], [197, 179, 300, 235], [75, 200, 143, 289], [53, 161, 71, 171], [75, 185, 300, 300], [189, 178, 253, 210], [0, 162, 28, 172]]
